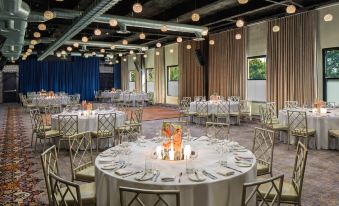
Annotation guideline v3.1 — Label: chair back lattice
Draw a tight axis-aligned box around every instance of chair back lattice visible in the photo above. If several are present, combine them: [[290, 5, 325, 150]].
[[291, 142, 308, 203], [34, 113, 47, 134], [45, 105, 62, 115], [196, 101, 208, 115], [49, 172, 82, 206], [241, 174, 284, 206], [119, 186, 180, 206], [326, 102, 336, 108], [69, 95, 80, 105], [68, 132, 93, 181], [217, 101, 230, 114], [129, 108, 143, 125], [228, 96, 240, 102], [30, 109, 40, 130], [287, 111, 308, 137], [179, 100, 190, 113], [252, 127, 275, 174], [240, 100, 251, 113], [58, 115, 79, 137], [183, 97, 191, 102], [97, 113, 116, 137], [205, 122, 230, 140], [118, 103, 129, 113], [265, 102, 277, 119], [194, 96, 205, 102], [38, 98, 50, 107], [285, 101, 299, 109], [40, 145, 60, 205]]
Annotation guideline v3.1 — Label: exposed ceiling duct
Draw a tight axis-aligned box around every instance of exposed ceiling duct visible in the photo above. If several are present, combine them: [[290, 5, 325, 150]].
[[0, 0, 30, 60], [29, 8, 208, 39], [37, 0, 122, 61]]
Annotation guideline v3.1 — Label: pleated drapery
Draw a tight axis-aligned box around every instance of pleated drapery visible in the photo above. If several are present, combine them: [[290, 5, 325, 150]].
[[208, 28, 246, 99], [120, 60, 129, 91], [178, 41, 204, 100], [19, 56, 99, 100], [134, 55, 142, 92], [154, 47, 165, 104], [267, 11, 317, 109]]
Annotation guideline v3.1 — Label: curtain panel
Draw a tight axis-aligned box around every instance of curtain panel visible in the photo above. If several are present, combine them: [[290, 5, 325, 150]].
[[19, 56, 99, 100], [120, 60, 129, 91], [267, 11, 317, 109], [154, 47, 165, 104], [208, 28, 246, 99], [178, 41, 204, 100]]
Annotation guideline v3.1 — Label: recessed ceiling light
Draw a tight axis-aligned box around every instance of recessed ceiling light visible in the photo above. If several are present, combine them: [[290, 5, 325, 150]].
[[133, 3, 143, 13], [109, 18, 118, 27], [238, 0, 248, 4], [177, 36, 182, 43], [236, 19, 245, 28], [191, 13, 200, 22], [286, 5, 296, 14], [324, 14, 333, 22], [235, 33, 242, 40], [209, 40, 215, 45], [94, 28, 101, 36]]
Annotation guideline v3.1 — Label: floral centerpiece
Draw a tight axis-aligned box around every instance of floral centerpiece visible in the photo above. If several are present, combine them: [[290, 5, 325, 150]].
[[161, 123, 183, 160]]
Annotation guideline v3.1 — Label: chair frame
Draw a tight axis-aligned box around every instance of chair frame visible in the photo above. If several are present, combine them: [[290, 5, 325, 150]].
[[284, 101, 299, 109], [33, 112, 57, 151], [195, 101, 210, 124], [95, 113, 116, 152], [57, 114, 79, 152], [205, 122, 230, 140], [215, 100, 230, 123]]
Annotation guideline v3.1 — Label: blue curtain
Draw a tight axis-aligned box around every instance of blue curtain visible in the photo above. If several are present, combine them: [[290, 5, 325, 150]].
[[19, 56, 99, 100], [113, 63, 121, 89]]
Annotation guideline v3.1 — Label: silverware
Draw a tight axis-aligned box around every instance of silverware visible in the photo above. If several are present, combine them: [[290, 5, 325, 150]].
[[202, 170, 217, 180], [224, 166, 243, 173], [154, 170, 160, 182], [122, 170, 143, 178], [139, 172, 147, 181], [193, 136, 201, 141], [194, 171, 201, 181], [178, 172, 183, 183]]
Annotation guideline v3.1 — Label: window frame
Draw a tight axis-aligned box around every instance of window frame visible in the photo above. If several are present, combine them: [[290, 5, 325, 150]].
[[247, 55, 267, 81], [145, 68, 154, 93], [167, 65, 179, 97], [323, 47, 339, 101], [129, 70, 136, 82]]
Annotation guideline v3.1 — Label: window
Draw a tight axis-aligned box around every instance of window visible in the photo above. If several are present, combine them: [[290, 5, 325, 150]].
[[248, 56, 266, 80], [167, 65, 179, 97], [146, 68, 155, 93], [129, 71, 136, 82], [247, 56, 266, 101], [323, 48, 339, 102]]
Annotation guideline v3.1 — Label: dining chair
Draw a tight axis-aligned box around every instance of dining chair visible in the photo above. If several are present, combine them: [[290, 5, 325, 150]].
[[57, 114, 79, 153], [195, 101, 210, 124], [252, 127, 275, 176], [326, 102, 336, 109], [205, 122, 230, 140], [135, 94, 144, 107], [259, 142, 308, 205], [124, 93, 133, 107], [328, 129, 339, 150], [227, 96, 240, 102], [30, 108, 50, 147], [22, 95, 35, 112], [215, 100, 230, 123], [69, 94, 80, 105], [241, 174, 284, 206], [44, 105, 62, 126], [194, 96, 203, 101], [41, 145, 96, 206], [239, 100, 252, 121], [33, 112, 60, 152], [183, 96, 191, 102], [119, 186, 180, 206], [178, 100, 195, 122], [284, 101, 299, 109], [287, 110, 316, 149], [92, 113, 116, 152], [261, 106, 288, 142], [68, 132, 95, 182]]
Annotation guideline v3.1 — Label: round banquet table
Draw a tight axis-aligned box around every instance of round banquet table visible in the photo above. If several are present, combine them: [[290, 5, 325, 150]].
[[278, 108, 339, 150], [95, 138, 256, 206], [189, 101, 239, 115], [50, 109, 126, 132], [31, 96, 71, 106]]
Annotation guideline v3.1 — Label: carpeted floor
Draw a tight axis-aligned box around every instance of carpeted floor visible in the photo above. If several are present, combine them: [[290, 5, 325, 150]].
[[141, 105, 179, 121], [0, 103, 338, 206]]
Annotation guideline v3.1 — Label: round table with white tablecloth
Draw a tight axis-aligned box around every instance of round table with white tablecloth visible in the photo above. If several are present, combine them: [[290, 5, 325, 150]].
[[50, 109, 126, 132], [189, 101, 239, 115], [30, 96, 71, 106], [95, 138, 256, 206], [278, 108, 339, 150]]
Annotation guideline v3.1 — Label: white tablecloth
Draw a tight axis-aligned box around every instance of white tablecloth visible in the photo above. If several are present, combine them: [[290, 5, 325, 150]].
[[101, 92, 148, 106], [95, 139, 256, 206], [51, 109, 126, 132], [189, 101, 239, 115], [31, 96, 70, 106], [278, 108, 339, 149]]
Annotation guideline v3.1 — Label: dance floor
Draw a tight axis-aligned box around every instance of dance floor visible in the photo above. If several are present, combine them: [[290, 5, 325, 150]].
[[0, 104, 338, 205]]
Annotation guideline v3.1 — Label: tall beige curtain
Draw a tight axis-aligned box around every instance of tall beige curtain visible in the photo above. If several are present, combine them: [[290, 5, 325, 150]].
[[178, 40, 204, 100], [135, 55, 142, 92], [267, 11, 317, 109], [121, 60, 129, 91], [208, 28, 246, 99], [154, 47, 165, 104]]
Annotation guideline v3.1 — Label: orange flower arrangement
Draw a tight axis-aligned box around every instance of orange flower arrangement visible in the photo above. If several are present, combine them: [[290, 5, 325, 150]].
[[162, 123, 182, 151]]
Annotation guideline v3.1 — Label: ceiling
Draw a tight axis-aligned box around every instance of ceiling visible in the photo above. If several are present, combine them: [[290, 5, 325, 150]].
[[22, 0, 337, 58]]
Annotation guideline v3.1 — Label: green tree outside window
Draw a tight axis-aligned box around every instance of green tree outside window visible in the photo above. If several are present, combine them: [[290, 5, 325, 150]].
[[325, 50, 339, 78], [168, 66, 179, 81], [129, 71, 136, 82], [147, 69, 154, 82], [248, 57, 266, 80]]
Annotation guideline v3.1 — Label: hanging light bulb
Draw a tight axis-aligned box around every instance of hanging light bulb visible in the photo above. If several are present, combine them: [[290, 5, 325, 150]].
[[110, 45, 115, 50], [133, 2, 143, 13], [33, 32, 41, 38], [186, 44, 192, 50], [129, 50, 134, 54], [30, 39, 38, 45], [29, 45, 34, 49], [202, 30, 208, 36], [61, 50, 66, 55], [156, 42, 161, 48], [177, 36, 182, 43], [139, 32, 146, 39], [160, 25, 168, 32], [67, 46, 72, 52], [141, 47, 148, 51], [143, 54, 147, 58], [109, 18, 118, 27], [286, 5, 296, 14], [115, 60, 119, 63], [56, 52, 61, 57], [170, 49, 174, 53], [235, 33, 242, 40], [119, 53, 123, 57], [191, 13, 200, 22], [236, 19, 245, 28], [100, 48, 105, 53], [92, 51, 96, 56], [133, 56, 137, 60], [82, 36, 88, 43], [38, 23, 46, 31], [73, 42, 79, 48], [122, 39, 128, 45], [155, 51, 160, 56], [44, 10, 54, 20], [238, 0, 248, 4], [272, 25, 280, 32], [123, 58, 127, 62], [324, 14, 333, 22], [94, 28, 101, 36], [209, 40, 215, 45]]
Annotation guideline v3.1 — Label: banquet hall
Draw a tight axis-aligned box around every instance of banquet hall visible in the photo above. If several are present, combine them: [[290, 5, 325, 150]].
[[1, 0, 339, 205]]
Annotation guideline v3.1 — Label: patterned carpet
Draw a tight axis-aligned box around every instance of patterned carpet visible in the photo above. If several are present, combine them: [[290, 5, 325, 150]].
[[0, 107, 45, 205]]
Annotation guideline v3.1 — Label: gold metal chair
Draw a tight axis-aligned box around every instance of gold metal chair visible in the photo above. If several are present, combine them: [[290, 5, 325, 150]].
[[57, 114, 79, 152], [119, 186, 180, 206], [205, 122, 230, 140], [194, 101, 210, 124], [329, 129, 339, 150], [227, 96, 240, 102], [124, 93, 133, 107], [287, 111, 316, 149], [178, 100, 195, 122], [215, 100, 230, 123], [284, 101, 299, 109], [183, 96, 191, 102], [30, 108, 51, 147], [44, 105, 62, 126], [252, 127, 275, 176], [259, 142, 308, 205], [22, 95, 35, 112], [239, 100, 252, 121], [92, 113, 116, 152], [69, 132, 95, 182], [241, 174, 284, 206], [33, 113, 60, 151], [261, 106, 288, 141], [69, 94, 80, 105]]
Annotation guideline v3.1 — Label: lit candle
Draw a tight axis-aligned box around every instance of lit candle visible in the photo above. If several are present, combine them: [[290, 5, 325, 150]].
[[184, 145, 191, 160], [320, 108, 327, 114], [156, 146, 163, 159], [169, 150, 175, 161], [312, 108, 317, 113]]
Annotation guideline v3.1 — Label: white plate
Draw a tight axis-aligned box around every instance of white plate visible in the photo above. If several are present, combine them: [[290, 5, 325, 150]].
[[235, 162, 252, 167], [188, 173, 206, 182], [101, 164, 119, 170]]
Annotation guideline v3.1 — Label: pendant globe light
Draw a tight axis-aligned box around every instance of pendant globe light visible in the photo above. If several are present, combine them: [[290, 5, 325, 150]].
[[33, 32, 41, 38], [186, 44, 192, 50], [122, 39, 128, 45], [209, 40, 215, 45], [286, 5, 296, 14], [235, 33, 242, 40], [109, 18, 118, 27], [324, 14, 334, 22], [30, 39, 38, 45], [133, 2, 143, 13], [155, 51, 160, 56], [82, 36, 89, 43], [44, 10, 54, 20], [100, 48, 105, 53], [67, 46, 72, 52], [29, 45, 34, 49], [160, 25, 168, 32], [94, 28, 101, 36], [156, 42, 161, 48], [191, 13, 200, 22], [38, 23, 46, 31], [238, 0, 248, 4], [73, 42, 79, 48], [272, 25, 280, 32], [139, 32, 146, 39], [177, 36, 182, 43], [111, 45, 115, 50], [236, 19, 245, 28]]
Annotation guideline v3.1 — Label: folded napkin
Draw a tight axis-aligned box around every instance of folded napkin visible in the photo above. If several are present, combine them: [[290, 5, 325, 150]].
[[101, 163, 120, 170], [188, 172, 206, 182], [161, 176, 175, 182], [234, 153, 253, 160], [215, 168, 235, 176], [98, 157, 115, 164], [115, 168, 133, 176]]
